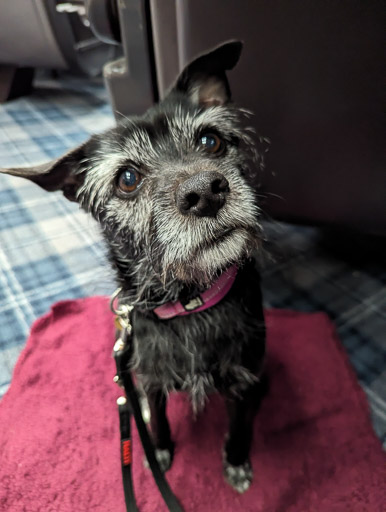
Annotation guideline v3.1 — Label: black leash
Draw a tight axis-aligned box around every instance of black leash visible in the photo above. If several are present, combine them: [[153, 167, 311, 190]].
[[111, 294, 184, 512]]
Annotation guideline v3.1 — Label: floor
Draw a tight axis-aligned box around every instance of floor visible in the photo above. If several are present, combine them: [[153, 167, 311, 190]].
[[0, 76, 385, 448]]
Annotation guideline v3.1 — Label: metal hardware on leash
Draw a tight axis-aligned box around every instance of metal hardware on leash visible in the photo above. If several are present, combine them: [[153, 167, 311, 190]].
[[110, 287, 134, 334]]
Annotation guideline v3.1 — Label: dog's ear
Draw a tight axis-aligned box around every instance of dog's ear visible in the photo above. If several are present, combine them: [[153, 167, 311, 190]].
[[0, 140, 92, 202], [173, 40, 243, 107]]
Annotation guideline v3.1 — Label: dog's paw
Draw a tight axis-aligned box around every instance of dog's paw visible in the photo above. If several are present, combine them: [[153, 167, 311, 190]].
[[223, 460, 253, 494], [143, 447, 173, 473]]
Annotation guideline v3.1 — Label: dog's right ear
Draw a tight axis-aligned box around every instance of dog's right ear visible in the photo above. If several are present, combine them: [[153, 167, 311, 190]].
[[0, 140, 92, 202], [172, 40, 243, 107]]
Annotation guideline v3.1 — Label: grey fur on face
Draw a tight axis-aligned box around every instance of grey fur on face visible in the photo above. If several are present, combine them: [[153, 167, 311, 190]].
[[75, 102, 263, 307]]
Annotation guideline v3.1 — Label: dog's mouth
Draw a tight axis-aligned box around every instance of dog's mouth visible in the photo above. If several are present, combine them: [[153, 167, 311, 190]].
[[199, 227, 237, 251], [199, 224, 259, 252]]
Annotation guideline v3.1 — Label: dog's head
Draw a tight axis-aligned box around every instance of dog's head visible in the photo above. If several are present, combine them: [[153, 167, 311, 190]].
[[1, 42, 262, 299]]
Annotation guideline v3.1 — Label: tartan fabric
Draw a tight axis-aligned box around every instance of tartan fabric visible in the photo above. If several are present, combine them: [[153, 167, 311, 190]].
[[0, 77, 385, 448]]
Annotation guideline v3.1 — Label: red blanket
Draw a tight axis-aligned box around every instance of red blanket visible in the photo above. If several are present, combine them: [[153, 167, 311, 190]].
[[0, 297, 384, 512]]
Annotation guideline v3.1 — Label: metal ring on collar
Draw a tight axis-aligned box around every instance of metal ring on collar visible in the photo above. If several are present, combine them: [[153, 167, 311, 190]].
[[109, 287, 134, 317]]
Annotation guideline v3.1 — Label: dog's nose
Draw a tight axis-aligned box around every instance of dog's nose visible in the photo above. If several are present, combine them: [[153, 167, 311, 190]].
[[176, 171, 229, 217]]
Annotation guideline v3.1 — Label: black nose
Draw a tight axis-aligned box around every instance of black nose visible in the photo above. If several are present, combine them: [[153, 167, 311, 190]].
[[176, 171, 229, 217]]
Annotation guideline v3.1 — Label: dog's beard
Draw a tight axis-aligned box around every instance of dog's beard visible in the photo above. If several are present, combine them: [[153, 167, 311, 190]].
[[154, 222, 261, 287], [107, 222, 260, 311], [187, 226, 260, 280]]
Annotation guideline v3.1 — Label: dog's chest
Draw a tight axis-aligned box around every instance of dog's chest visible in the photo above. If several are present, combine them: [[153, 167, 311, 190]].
[[131, 300, 264, 405]]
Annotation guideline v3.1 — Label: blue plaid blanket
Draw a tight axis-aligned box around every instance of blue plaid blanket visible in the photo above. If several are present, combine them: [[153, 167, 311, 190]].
[[0, 77, 385, 448]]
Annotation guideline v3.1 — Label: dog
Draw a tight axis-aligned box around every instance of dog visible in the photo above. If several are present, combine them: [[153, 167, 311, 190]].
[[1, 41, 266, 494]]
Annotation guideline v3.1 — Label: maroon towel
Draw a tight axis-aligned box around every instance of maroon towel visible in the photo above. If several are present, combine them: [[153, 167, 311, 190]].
[[0, 297, 384, 512]]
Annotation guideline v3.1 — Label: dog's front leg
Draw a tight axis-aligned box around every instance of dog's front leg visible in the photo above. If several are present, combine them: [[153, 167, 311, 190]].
[[223, 381, 265, 493], [146, 390, 174, 472]]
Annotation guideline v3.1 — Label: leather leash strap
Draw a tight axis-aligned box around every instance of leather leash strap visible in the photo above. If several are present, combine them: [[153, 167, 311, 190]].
[[113, 327, 184, 512]]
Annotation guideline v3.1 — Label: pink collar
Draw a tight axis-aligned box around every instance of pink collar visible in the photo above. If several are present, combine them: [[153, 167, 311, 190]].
[[153, 265, 238, 320]]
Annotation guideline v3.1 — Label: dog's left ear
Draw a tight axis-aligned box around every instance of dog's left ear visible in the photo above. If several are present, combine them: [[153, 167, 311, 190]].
[[173, 40, 243, 107], [0, 141, 91, 202]]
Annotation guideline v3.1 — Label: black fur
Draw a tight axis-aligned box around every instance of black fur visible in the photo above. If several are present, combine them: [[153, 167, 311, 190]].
[[1, 41, 266, 493]]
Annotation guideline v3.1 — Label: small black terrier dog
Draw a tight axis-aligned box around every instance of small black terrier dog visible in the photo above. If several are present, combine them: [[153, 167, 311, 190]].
[[2, 41, 266, 493]]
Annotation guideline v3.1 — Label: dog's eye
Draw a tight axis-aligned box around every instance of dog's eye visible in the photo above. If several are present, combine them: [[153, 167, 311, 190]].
[[198, 133, 223, 154], [117, 168, 142, 194]]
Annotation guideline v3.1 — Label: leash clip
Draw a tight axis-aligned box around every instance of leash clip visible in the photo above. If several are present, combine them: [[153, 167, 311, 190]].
[[110, 287, 134, 335]]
